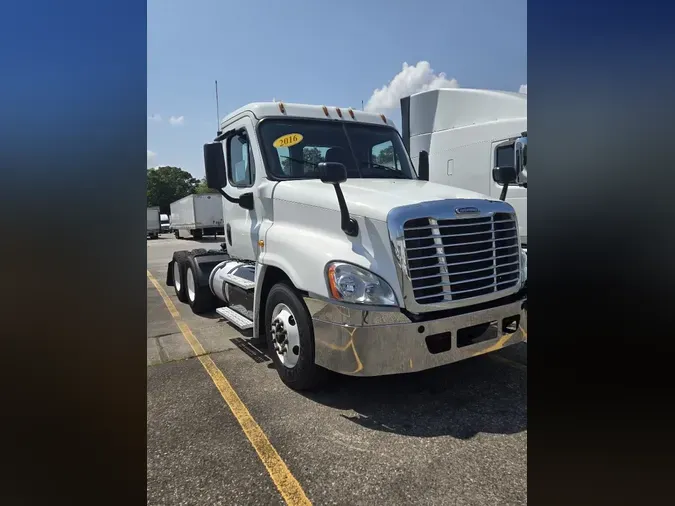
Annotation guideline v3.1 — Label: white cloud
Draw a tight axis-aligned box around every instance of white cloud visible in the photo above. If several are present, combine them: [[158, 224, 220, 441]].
[[147, 150, 156, 167], [169, 115, 184, 126], [148, 114, 162, 122], [519, 84, 527, 94], [365, 61, 459, 113]]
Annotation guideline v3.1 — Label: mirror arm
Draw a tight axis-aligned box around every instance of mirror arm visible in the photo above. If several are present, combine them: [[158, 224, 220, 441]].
[[217, 189, 239, 204], [499, 182, 510, 201], [333, 184, 359, 236]]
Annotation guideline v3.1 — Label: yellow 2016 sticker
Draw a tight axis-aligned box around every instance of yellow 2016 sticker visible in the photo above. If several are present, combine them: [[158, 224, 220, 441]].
[[273, 133, 303, 148]]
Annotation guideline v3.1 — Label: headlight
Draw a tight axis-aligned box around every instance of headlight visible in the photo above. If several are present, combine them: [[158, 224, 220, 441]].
[[326, 262, 398, 306], [520, 249, 527, 286]]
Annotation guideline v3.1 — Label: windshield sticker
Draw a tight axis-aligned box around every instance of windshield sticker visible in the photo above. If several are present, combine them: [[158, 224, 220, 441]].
[[273, 133, 303, 148]]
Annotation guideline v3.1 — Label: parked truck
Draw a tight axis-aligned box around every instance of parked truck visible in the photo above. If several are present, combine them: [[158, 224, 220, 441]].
[[166, 101, 527, 391], [169, 194, 225, 239], [160, 213, 171, 234], [147, 206, 160, 239], [401, 88, 527, 251]]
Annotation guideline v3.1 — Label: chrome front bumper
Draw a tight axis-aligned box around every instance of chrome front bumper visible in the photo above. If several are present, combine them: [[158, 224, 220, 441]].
[[305, 296, 527, 377]]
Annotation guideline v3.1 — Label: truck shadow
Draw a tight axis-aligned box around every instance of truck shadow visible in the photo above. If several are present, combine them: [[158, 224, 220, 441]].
[[301, 345, 527, 440]]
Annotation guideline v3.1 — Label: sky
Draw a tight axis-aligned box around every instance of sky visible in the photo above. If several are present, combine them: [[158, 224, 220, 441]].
[[148, 0, 527, 176]]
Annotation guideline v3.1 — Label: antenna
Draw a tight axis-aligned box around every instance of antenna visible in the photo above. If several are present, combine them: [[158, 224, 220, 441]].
[[215, 80, 221, 136]]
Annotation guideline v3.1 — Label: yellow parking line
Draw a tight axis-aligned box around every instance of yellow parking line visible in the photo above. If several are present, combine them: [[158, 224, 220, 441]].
[[147, 270, 312, 506]]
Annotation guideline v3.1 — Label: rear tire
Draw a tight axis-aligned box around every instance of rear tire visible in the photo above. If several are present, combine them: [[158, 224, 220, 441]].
[[174, 230, 180, 239], [172, 252, 189, 303], [265, 282, 326, 391], [185, 258, 217, 314], [193, 229, 203, 240]]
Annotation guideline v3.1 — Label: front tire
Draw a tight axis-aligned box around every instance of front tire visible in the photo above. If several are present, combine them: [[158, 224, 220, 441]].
[[265, 282, 326, 391]]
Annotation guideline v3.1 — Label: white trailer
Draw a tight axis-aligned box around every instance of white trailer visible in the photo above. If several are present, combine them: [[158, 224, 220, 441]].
[[147, 206, 160, 239], [169, 194, 224, 239], [166, 100, 527, 392], [401, 88, 527, 250]]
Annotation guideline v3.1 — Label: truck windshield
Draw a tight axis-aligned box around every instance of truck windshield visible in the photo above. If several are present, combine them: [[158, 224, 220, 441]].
[[257, 119, 417, 180]]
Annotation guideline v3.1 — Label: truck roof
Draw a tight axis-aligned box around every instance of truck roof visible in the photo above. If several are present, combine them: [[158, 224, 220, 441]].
[[406, 88, 526, 137], [220, 102, 397, 130]]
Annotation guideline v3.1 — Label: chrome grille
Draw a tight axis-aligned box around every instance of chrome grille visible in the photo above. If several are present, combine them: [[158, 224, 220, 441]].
[[403, 213, 520, 304]]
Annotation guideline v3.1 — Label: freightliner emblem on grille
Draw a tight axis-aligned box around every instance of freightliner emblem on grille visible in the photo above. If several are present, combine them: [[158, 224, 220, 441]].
[[455, 206, 480, 214]]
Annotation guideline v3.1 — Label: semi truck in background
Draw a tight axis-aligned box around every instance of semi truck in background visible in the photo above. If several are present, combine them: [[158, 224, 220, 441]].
[[400, 88, 527, 251], [147, 206, 160, 239], [166, 100, 527, 391], [169, 194, 225, 239], [160, 213, 170, 234]]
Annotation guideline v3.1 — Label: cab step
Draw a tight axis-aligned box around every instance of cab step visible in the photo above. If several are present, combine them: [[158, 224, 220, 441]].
[[216, 306, 253, 330], [223, 272, 256, 290]]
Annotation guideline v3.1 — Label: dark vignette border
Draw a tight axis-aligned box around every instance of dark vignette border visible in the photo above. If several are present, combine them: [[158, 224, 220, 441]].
[[529, 0, 675, 503], [1, 0, 674, 504], [0, 1, 146, 504]]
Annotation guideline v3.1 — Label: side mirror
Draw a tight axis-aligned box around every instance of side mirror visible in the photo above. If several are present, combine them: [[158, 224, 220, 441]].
[[318, 162, 347, 184], [203, 142, 227, 189], [514, 132, 527, 184], [492, 166, 517, 185], [418, 150, 429, 181], [317, 162, 358, 237]]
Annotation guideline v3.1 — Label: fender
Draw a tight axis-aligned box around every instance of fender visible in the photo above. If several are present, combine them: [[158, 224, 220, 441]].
[[192, 253, 230, 287]]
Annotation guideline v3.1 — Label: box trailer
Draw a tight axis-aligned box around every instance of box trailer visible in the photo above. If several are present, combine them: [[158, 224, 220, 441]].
[[400, 88, 527, 250], [169, 194, 224, 239], [147, 206, 160, 239]]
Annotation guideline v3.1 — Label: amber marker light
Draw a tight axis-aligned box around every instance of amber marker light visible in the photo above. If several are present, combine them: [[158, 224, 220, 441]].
[[327, 264, 342, 299]]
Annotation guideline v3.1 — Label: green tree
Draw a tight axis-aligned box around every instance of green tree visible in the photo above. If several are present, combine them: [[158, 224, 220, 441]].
[[147, 166, 198, 214], [194, 178, 220, 194], [376, 145, 395, 166]]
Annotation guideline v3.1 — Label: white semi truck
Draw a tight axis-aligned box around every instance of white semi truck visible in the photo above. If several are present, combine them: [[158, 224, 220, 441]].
[[400, 88, 527, 250], [160, 213, 170, 234], [166, 101, 527, 391], [147, 206, 160, 239], [169, 194, 225, 239]]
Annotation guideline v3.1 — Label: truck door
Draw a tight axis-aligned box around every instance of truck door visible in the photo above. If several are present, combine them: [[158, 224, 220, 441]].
[[490, 139, 528, 246], [221, 117, 261, 261]]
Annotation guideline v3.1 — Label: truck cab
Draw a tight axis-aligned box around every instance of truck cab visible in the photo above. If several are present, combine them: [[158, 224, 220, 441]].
[[160, 213, 170, 234], [401, 88, 527, 249], [166, 101, 527, 391]]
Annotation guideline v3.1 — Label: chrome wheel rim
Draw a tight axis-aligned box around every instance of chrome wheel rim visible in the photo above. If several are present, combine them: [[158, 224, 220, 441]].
[[271, 303, 300, 368]]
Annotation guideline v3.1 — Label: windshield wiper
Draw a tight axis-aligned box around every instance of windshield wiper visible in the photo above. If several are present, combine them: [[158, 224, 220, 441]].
[[279, 155, 319, 167], [360, 162, 408, 178]]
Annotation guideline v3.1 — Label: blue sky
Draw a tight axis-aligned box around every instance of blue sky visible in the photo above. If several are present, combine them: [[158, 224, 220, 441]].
[[148, 0, 527, 176]]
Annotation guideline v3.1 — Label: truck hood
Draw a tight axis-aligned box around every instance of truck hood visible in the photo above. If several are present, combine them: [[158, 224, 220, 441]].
[[271, 179, 497, 221]]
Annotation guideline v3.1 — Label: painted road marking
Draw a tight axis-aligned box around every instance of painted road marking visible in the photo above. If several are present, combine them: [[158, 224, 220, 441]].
[[147, 271, 312, 506]]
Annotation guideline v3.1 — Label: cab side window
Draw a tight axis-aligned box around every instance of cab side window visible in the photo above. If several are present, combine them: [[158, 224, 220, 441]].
[[228, 130, 255, 187]]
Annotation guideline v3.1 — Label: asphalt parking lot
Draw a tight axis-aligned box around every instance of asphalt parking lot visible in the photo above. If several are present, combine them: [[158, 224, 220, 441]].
[[147, 234, 528, 505]]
